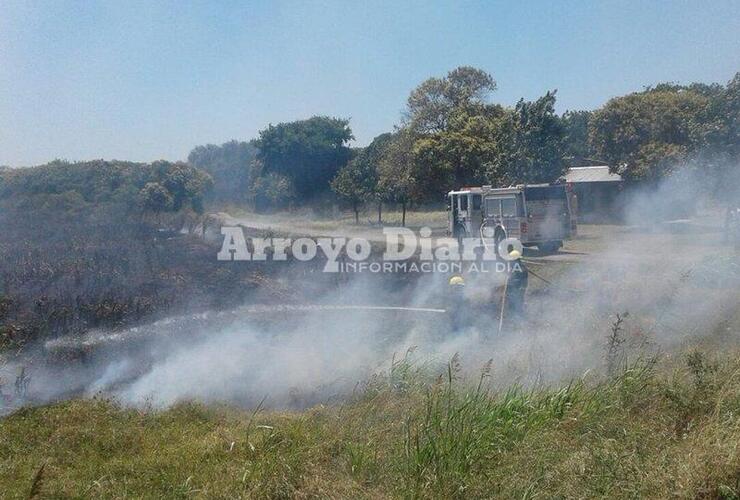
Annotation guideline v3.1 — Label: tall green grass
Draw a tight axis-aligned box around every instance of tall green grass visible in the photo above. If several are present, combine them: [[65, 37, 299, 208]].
[[1, 350, 738, 498]]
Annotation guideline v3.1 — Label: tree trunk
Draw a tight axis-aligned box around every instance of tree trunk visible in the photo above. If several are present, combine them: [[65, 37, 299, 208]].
[[402, 201, 407, 227], [377, 202, 382, 225], [353, 201, 359, 224]]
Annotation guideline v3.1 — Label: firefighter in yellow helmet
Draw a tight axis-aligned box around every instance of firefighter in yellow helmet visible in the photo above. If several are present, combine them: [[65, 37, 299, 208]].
[[448, 274, 466, 332], [449, 275, 465, 286], [505, 249, 528, 319]]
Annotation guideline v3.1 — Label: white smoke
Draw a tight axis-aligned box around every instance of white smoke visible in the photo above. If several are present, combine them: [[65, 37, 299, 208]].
[[4, 166, 739, 411]]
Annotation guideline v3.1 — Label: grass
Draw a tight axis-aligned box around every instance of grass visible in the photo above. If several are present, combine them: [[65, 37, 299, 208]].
[[224, 205, 450, 231], [1, 351, 739, 499]]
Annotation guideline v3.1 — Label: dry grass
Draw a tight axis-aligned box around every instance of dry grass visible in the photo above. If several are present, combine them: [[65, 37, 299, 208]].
[[225, 206, 449, 231], [1, 349, 738, 498]]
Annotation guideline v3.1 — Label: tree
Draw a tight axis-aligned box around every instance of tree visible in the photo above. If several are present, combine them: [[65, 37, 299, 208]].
[[331, 133, 392, 223], [331, 159, 368, 223], [187, 140, 258, 204], [140, 182, 174, 213], [721, 73, 740, 158], [389, 68, 571, 202], [255, 116, 353, 201], [589, 85, 710, 182], [413, 106, 505, 198], [489, 91, 565, 184], [711, 73, 740, 201], [377, 130, 419, 227], [149, 161, 213, 213], [248, 168, 295, 211], [405, 66, 497, 134], [0, 159, 211, 215], [402, 66, 502, 198], [561, 110, 594, 160]]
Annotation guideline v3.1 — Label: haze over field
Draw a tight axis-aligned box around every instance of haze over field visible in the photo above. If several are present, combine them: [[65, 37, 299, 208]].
[[8, 171, 735, 409]]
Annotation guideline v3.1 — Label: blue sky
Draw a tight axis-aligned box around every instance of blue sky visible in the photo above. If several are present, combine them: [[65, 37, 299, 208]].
[[1, 0, 738, 166]]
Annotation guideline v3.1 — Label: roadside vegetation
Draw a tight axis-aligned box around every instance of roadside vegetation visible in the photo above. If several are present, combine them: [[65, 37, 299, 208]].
[[1, 349, 738, 498]]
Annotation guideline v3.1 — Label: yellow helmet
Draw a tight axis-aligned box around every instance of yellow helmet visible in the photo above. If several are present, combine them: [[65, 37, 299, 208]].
[[448, 275, 465, 286], [508, 250, 522, 260]]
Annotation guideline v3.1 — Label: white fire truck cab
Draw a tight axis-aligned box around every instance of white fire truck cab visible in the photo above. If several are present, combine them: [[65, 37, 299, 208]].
[[447, 183, 576, 254]]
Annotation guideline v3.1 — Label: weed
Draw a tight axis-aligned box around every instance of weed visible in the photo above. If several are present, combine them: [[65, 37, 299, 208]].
[[0, 350, 738, 498], [606, 312, 628, 376]]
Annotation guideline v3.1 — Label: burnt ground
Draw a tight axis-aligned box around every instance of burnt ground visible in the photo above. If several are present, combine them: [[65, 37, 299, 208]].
[[2, 210, 739, 412]]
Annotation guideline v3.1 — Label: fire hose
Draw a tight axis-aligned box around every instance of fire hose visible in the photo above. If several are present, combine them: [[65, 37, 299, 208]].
[[45, 305, 448, 351], [522, 261, 585, 294]]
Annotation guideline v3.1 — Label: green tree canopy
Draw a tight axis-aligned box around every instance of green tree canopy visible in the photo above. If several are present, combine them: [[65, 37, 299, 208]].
[[140, 182, 174, 213], [255, 116, 353, 201], [331, 133, 392, 222], [377, 130, 419, 226], [248, 170, 295, 211], [402, 67, 503, 198], [405, 66, 497, 135], [398, 67, 569, 199], [187, 140, 258, 203], [489, 91, 566, 184], [561, 110, 594, 160], [589, 84, 713, 182], [0, 159, 212, 214]]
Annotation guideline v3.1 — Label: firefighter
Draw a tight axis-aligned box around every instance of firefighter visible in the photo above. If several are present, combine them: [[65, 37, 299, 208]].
[[505, 250, 528, 319], [448, 275, 466, 332]]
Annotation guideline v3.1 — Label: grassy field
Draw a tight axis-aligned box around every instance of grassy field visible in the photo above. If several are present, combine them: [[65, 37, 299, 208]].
[[222, 205, 450, 233], [1, 350, 738, 499]]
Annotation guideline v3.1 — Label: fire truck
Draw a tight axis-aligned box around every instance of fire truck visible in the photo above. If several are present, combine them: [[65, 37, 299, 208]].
[[447, 184, 577, 253]]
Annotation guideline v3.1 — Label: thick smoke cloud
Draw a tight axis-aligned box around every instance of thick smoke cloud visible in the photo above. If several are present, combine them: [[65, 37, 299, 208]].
[[2, 168, 738, 411]]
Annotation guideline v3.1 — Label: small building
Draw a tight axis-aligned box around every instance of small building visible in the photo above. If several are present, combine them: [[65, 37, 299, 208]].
[[563, 166, 623, 222]]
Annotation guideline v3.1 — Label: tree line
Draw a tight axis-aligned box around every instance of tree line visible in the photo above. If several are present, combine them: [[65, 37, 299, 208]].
[[186, 67, 739, 224], [0, 159, 212, 216], [3, 66, 737, 223]]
